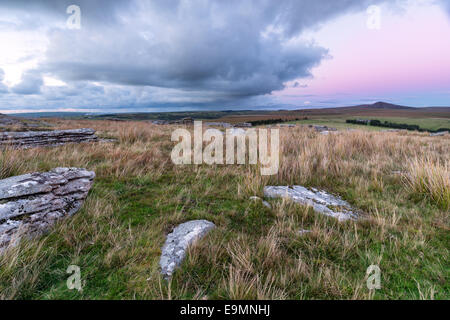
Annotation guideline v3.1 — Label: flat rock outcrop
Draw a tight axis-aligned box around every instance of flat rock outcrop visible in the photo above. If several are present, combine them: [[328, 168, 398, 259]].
[[309, 125, 337, 132], [0, 128, 98, 149], [160, 220, 215, 278], [264, 186, 358, 221], [0, 168, 95, 249], [430, 131, 448, 137]]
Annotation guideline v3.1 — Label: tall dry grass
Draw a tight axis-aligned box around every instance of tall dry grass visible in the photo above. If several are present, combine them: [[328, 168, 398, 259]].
[[274, 129, 449, 188], [0, 120, 448, 300], [402, 157, 449, 210], [0, 120, 175, 180]]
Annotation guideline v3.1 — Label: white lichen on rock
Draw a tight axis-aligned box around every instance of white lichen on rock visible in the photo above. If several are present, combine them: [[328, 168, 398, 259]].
[[264, 185, 358, 221], [160, 220, 215, 278], [0, 167, 95, 249]]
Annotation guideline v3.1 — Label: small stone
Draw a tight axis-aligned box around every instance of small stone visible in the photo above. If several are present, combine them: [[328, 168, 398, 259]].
[[262, 201, 272, 209], [160, 220, 215, 278], [264, 185, 358, 221], [310, 125, 337, 132]]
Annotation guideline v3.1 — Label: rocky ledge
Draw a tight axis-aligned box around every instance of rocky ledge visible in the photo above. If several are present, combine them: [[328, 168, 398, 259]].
[[264, 185, 358, 221], [0, 128, 98, 149], [0, 168, 95, 249]]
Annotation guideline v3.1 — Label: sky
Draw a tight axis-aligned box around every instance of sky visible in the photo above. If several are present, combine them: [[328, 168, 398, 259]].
[[0, 0, 449, 114]]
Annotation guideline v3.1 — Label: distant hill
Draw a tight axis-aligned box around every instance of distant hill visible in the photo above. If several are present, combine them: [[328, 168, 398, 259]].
[[349, 101, 413, 110], [4, 102, 449, 123], [290, 102, 450, 119]]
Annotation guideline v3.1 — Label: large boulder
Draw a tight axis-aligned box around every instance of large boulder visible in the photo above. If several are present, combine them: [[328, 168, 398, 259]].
[[160, 220, 215, 278], [0, 168, 95, 249], [264, 186, 358, 221], [0, 128, 98, 149]]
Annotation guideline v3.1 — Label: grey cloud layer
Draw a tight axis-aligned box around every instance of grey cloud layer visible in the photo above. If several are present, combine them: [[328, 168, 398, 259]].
[[3, 0, 438, 110], [41, 0, 382, 97], [0, 0, 129, 26], [11, 71, 43, 95]]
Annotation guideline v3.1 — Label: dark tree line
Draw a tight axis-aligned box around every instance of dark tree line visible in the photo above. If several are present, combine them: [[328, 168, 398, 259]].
[[249, 117, 307, 126], [346, 119, 449, 133]]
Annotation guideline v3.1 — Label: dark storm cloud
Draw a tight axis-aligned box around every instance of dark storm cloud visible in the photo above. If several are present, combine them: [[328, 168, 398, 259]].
[[34, 0, 383, 98], [0, 0, 130, 27], [42, 82, 104, 101], [0, 0, 392, 108]]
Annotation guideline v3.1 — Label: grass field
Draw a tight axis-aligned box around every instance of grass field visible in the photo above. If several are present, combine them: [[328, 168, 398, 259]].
[[289, 116, 450, 132], [351, 117, 449, 131], [0, 119, 448, 300], [289, 118, 384, 131]]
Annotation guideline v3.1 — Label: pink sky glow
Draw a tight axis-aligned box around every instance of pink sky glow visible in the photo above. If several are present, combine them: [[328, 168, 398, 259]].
[[276, 1, 450, 107]]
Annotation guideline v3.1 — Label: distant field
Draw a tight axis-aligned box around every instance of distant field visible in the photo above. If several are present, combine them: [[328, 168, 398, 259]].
[[287, 116, 450, 132], [289, 118, 384, 131], [346, 117, 450, 131], [215, 106, 450, 127], [7, 104, 450, 134], [10, 104, 450, 131]]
